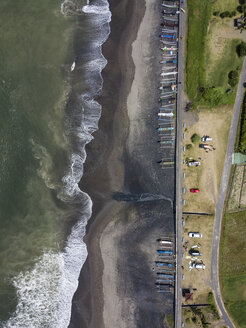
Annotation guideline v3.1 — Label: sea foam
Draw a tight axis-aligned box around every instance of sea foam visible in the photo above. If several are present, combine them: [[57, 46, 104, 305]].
[[3, 0, 111, 327]]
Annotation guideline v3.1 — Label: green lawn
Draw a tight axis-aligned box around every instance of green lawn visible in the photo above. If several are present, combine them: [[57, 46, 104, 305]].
[[186, 0, 212, 100], [220, 210, 246, 328], [206, 39, 243, 90], [221, 274, 246, 328], [186, 0, 242, 106], [212, 0, 238, 12], [220, 211, 246, 275]]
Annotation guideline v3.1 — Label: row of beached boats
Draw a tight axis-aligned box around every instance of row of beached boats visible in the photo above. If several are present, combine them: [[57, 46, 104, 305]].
[[158, 0, 180, 169], [155, 238, 175, 292]]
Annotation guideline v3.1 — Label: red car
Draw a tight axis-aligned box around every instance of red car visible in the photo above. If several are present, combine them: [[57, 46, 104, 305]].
[[190, 188, 199, 193]]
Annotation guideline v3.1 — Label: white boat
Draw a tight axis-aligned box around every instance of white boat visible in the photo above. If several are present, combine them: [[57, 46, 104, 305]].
[[71, 61, 76, 71], [161, 71, 178, 76], [158, 112, 174, 117]]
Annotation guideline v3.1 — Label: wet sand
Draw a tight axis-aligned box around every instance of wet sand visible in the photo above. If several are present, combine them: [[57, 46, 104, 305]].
[[69, 0, 175, 327]]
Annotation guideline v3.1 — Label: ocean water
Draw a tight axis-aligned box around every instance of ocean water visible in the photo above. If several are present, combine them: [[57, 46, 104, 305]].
[[0, 0, 111, 327]]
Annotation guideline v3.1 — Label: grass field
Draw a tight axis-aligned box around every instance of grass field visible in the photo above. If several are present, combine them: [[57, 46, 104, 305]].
[[212, 0, 238, 12], [206, 39, 242, 92], [220, 210, 246, 327], [186, 0, 212, 100], [186, 0, 243, 106]]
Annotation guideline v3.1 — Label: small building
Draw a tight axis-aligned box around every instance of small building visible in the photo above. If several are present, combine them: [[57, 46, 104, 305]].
[[233, 153, 246, 164]]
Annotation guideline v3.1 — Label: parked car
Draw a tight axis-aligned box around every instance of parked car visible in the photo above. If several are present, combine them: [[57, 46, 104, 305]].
[[188, 232, 202, 238], [188, 161, 200, 167], [190, 188, 199, 193], [201, 135, 212, 142]]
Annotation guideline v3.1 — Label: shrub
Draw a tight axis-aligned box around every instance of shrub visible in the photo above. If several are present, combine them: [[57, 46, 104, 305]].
[[208, 292, 220, 320], [229, 78, 239, 87], [213, 11, 219, 16], [228, 70, 239, 79], [228, 70, 239, 87], [231, 10, 237, 16], [200, 86, 224, 106], [237, 5, 243, 13], [239, 93, 246, 153], [237, 41, 246, 57], [186, 144, 193, 150], [220, 12, 225, 18], [240, 0, 246, 4], [191, 133, 201, 144]]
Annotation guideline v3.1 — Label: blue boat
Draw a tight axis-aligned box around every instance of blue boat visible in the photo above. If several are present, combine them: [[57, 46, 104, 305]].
[[157, 250, 173, 255], [157, 273, 174, 279], [162, 60, 177, 64], [155, 261, 173, 267], [160, 34, 176, 38]]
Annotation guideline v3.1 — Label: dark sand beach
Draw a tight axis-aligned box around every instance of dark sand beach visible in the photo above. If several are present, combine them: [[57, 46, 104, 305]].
[[69, 0, 175, 327]]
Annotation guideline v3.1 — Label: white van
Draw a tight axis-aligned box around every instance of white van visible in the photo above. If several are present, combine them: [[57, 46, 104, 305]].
[[188, 232, 202, 238], [201, 136, 212, 142]]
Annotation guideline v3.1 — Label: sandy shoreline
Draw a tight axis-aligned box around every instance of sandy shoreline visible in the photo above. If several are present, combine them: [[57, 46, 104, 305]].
[[69, 1, 175, 327]]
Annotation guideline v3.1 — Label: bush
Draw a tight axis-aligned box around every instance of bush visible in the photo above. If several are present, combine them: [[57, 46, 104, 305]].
[[200, 86, 224, 106], [220, 11, 230, 18], [213, 11, 219, 16], [229, 78, 239, 87], [191, 134, 201, 144], [237, 42, 246, 57], [239, 93, 246, 153], [228, 70, 239, 79], [240, 0, 246, 4], [208, 292, 220, 320], [186, 144, 193, 150], [237, 5, 243, 13], [231, 10, 237, 16], [228, 70, 239, 87]]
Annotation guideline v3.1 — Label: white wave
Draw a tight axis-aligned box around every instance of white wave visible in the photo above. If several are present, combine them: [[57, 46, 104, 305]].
[[82, 0, 111, 16], [3, 0, 112, 327]]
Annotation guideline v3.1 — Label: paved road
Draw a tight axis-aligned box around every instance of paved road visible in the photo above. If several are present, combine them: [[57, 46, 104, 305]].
[[175, 1, 187, 328], [211, 58, 246, 328]]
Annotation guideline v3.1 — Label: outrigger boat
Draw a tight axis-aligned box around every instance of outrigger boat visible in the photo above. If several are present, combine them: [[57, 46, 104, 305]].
[[158, 113, 174, 117], [156, 272, 174, 278], [160, 96, 176, 102], [162, 22, 178, 28], [161, 46, 177, 51], [160, 100, 176, 105], [161, 60, 177, 64], [160, 139, 175, 144], [160, 79, 176, 85], [161, 28, 178, 33], [160, 71, 178, 76], [162, 54, 177, 58], [158, 128, 175, 132], [160, 109, 175, 112], [162, 11, 179, 17], [160, 34, 176, 38], [161, 66, 177, 71], [160, 103, 176, 107], [163, 17, 179, 22], [161, 4, 179, 8], [162, 10, 180, 15], [159, 84, 176, 90], [160, 41, 177, 47], [160, 136, 175, 141]]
